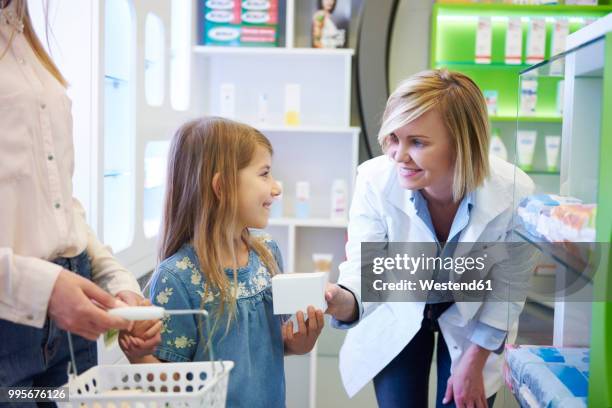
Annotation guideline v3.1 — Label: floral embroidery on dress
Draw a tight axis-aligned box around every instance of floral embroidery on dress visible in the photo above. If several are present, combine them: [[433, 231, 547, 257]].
[[191, 270, 202, 285], [176, 257, 194, 271], [196, 289, 216, 304], [156, 287, 174, 305], [168, 335, 196, 349]]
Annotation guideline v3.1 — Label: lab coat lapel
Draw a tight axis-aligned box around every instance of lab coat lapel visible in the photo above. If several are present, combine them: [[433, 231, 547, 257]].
[[384, 171, 416, 217], [455, 174, 513, 255], [384, 172, 436, 241]]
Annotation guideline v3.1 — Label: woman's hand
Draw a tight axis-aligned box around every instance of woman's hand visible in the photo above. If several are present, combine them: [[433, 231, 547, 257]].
[[324, 283, 358, 323], [283, 306, 324, 355], [443, 344, 490, 408], [48, 269, 131, 340]]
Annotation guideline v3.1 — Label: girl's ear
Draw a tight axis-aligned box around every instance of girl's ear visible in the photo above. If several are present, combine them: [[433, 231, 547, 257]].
[[212, 172, 222, 199]]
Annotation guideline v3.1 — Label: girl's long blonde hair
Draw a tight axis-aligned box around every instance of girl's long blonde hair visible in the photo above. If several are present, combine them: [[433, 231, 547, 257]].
[[159, 117, 279, 331], [1, 0, 68, 86]]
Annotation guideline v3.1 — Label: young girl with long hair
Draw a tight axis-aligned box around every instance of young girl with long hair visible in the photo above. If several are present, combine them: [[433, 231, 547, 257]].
[[120, 117, 324, 407]]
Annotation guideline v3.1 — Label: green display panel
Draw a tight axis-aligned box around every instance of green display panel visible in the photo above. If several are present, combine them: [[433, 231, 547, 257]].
[[431, 3, 612, 119]]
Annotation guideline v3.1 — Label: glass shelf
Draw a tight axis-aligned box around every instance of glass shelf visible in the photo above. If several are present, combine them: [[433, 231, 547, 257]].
[[490, 115, 562, 123], [513, 227, 595, 285], [436, 61, 531, 70], [525, 170, 560, 175]]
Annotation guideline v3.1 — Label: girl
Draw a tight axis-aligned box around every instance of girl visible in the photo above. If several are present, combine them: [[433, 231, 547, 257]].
[[120, 117, 324, 408]]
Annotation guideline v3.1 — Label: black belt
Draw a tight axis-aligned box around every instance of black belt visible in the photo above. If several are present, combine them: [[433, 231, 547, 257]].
[[422, 301, 454, 331]]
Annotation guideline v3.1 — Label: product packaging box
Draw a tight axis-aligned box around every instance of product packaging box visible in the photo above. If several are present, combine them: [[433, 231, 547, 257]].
[[272, 272, 329, 315], [526, 18, 546, 64], [199, 0, 279, 47], [549, 19, 569, 75], [475, 17, 492, 64], [483, 90, 499, 115], [505, 18, 523, 65], [520, 77, 538, 116], [311, 0, 351, 48]]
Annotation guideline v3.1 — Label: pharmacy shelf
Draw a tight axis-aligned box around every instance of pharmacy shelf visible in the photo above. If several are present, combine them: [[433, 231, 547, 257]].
[[491, 115, 562, 123], [436, 61, 532, 70], [431, 3, 610, 123], [268, 217, 348, 228], [193, 45, 355, 57], [433, 3, 612, 17], [524, 169, 561, 175]]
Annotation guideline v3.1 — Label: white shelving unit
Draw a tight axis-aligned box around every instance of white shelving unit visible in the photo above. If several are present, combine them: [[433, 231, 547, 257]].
[[192, 4, 359, 407]]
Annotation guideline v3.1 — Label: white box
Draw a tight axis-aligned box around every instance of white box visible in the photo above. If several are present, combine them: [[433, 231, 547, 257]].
[[505, 18, 523, 65], [271, 272, 328, 315], [549, 19, 569, 75], [520, 77, 538, 116], [475, 17, 492, 64], [526, 18, 546, 64]]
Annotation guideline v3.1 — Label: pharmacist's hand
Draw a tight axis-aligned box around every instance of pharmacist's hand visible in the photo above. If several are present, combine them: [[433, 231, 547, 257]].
[[283, 306, 324, 355], [443, 344, 489, 408], [118, 299, 162, 361], [48, 269, 131, 341], [324, 283, 358, 323]]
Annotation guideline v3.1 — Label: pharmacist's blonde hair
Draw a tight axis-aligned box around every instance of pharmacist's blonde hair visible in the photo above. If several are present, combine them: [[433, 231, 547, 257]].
[[159, 117, 279, 339], [378, 69, 490, 202], [0, 0, 68, 86]]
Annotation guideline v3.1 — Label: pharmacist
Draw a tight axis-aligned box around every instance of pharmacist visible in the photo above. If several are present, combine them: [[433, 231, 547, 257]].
[[0, 0, 156, 387], [325, 69, 537, 408]]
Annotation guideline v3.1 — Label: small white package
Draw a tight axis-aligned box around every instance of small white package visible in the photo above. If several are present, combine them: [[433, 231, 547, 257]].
[[520, 77, 538, 116], [505, 18, 523, 65], [526, 18, 546, 64], [549, 19, 569, 75], [475, 17, 492, 64], [272, 272, 328, 315]]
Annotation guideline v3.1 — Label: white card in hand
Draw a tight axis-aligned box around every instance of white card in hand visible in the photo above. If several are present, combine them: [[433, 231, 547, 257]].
[[272, 272, 328, 315]]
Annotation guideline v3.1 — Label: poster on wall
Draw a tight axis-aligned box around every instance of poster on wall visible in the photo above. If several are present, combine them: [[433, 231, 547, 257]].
[[311, 0, 351, 48], [198, 0, 279, 47]]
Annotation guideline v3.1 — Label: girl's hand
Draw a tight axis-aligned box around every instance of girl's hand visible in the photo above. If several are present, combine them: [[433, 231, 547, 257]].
[[442, 344, 490, 408], [283, 306, 324, 355], [118, 299, 163, 363]]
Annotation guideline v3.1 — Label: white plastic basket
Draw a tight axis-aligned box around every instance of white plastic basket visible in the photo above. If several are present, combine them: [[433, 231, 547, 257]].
[[59, 361, 233, 408]]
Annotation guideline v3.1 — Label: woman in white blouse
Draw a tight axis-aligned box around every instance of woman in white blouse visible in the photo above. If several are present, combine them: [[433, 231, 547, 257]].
[[0, 0, 158, 387]]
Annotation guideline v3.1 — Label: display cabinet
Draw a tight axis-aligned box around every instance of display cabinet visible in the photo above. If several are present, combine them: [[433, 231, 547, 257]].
[[506, 14, 612, 408]]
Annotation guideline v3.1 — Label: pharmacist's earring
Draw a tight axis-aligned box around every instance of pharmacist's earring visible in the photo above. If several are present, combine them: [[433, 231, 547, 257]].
[[212, 173, 222, 199]]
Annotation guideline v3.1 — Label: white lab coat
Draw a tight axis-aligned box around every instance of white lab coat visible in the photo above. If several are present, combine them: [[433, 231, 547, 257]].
[[336, 154, 536, 398]]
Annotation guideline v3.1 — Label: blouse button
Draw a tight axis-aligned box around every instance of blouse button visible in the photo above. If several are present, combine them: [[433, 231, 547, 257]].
[[40, 103, 46, 110], [54, 203, 61, 209], [47, 154, 54, 161]]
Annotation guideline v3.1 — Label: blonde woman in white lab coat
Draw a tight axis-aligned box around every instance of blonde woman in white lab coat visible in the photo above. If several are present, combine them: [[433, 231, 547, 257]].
[[0, 0, 159, 388], [325, 69, 536, 408]]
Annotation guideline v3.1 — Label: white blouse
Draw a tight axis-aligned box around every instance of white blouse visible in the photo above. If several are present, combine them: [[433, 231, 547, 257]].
[[0, 2, 140, 328]]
